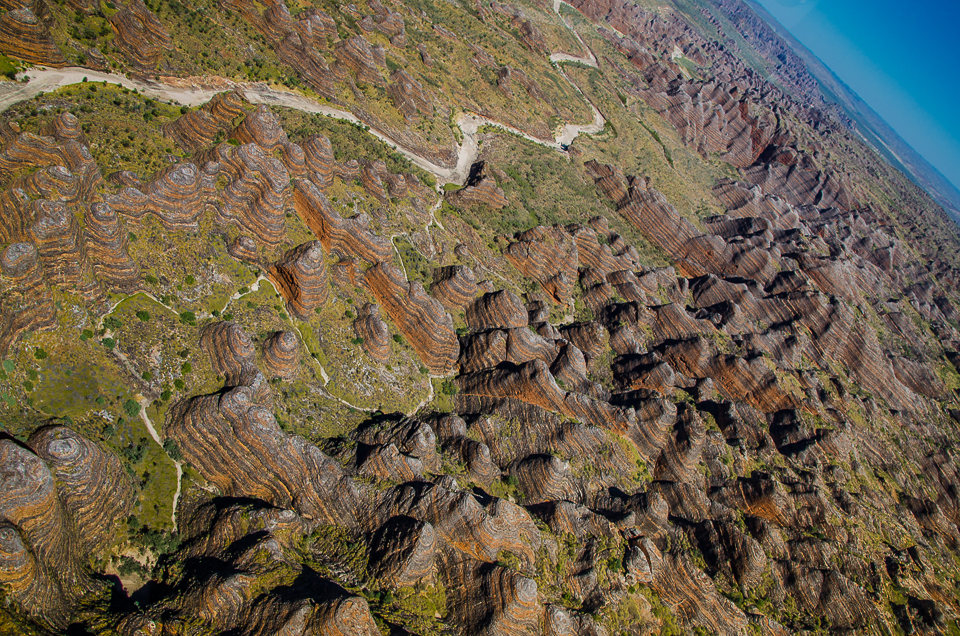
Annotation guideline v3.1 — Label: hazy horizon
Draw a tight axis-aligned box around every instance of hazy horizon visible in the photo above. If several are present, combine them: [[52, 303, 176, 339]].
[[752, 0, 960, 195]]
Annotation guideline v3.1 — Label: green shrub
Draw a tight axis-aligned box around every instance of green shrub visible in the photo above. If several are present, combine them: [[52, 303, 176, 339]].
[[123, 399, 141, 418], [162, 439, 183, 461], [441, 380, 458, 395]]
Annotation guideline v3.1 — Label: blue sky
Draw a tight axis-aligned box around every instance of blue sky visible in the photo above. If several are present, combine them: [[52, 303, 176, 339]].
[[752, 0, 960, 192]]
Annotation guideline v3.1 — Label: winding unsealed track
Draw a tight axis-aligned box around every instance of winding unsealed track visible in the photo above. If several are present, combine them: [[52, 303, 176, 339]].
[[0, 1, 604, 184]]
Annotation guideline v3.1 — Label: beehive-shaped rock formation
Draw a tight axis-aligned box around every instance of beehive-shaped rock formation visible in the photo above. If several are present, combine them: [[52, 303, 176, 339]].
[[164, 89, 246, 153], [12, 165, 80, 204], [293, 179, 392, 264], [0, 132, 63, 180], [466, 289, 528, 330], [199, 320, 266, 398], [0, 242, 56, 354], [110, 162, 203, 231], [0, 429, 129, 629], [354, 302, 391, 363], [108, 0, 170, 68], [457, 358, 636, 431], [365, 262, 459, 375], [82, 202, 139, 292], [27, 426, 135, 555], [431, 265, 477, 310], [43, 112, 85, 146], [334, 35, 384, 86], [31, 199, 99, 298], [227, 235, 259, 262], [505, 226, 579, 303], [262, 330, 300, 379], [387, 69, 432, 121], [207, 143, 290, 246], [302, 135, 335, 189], [0, 5, 64, 65], [167, 385, 360, 525], [277, 31, 337, 99], [368, 516, 436, 587], [269, 241, 329, 320], [228, 105, 304, 176], [446, 162, 508, 210], [444, 561, 541, 635], [360, 159, 390, 204], [0, 187, 35, 243]]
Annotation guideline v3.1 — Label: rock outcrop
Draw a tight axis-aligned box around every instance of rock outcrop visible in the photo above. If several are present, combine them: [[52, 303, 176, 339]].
[[82, 202, 139, 292], [293, 179, 392, 264], [302, 135, 335, 190], [269, 241, 330, 320], [365, 262, 459, 375], [0, 428, 131, 629], [169, 322, 360, 526], [387, 70, 432, 121], [368, 516, 436, 586], [353, 302, 391, 363], [431, 265, 478, 310], [108, 0, 171, 68], [0, 242, 56, 353], [334, 35, 383, 86], [109, 162, 203, 231], [446, 162, 508, 210], [164, 89, 246, 153], [27, 426, 135, 554], [205, 143, 291, 246], [0, 5, 64, 66], [262, 330, 300, 379], [227, 235, 259, 263], [466, 290, 528, 331], [31, 199, 99, 299], [169, 384, 360, 524], [505, 226, 579, 303]]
